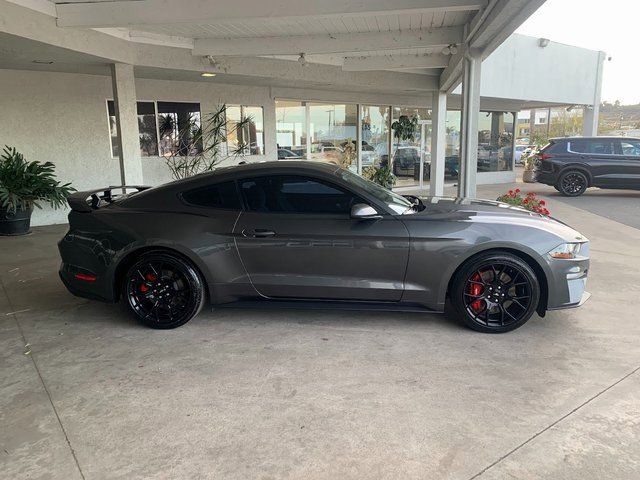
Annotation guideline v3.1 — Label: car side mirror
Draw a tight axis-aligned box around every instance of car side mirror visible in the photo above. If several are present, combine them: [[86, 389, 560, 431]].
[[351, 203, 382, 220]]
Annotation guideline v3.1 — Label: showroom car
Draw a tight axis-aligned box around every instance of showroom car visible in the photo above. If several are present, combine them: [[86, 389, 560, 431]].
[[59, 162, 590, 333]]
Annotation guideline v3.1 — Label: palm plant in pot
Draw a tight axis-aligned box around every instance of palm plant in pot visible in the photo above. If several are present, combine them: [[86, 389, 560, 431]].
[[0, 146, 74, 235]]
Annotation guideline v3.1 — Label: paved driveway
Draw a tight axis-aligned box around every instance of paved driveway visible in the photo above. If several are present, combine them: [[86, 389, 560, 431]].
[[1, 185, 639, 479]]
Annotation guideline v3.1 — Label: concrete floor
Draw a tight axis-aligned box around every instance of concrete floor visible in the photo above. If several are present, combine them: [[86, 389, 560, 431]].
[[2, 182, 640, 479]]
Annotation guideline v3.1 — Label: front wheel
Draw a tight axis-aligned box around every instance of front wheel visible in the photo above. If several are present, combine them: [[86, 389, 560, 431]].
[[123, 252, 205, 329], [558, 170, 588, 196], [451, 253, 541, 333]]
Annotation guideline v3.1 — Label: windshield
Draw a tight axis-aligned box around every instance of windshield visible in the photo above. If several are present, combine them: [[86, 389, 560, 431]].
[[338, 169, 414, 214]]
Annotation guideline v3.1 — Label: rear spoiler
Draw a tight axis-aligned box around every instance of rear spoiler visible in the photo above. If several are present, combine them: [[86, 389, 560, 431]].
[[67, 185, 151, 212]]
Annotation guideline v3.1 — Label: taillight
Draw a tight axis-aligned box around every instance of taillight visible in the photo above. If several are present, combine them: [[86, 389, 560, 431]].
[[540, 153, 553, 161], [74, 273, 97, 282]]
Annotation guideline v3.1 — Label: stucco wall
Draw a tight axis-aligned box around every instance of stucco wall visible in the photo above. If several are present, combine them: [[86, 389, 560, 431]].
[[0, 69, 119, 226], [464, 34, 603, 106], [0, 69, 277, 225]]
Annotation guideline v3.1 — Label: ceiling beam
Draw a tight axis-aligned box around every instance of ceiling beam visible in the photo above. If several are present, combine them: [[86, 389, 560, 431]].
[[193, 27, 463, 56], [343, 53, 450, 71], [56, 0, 484, 28], [135, 52, 441, 92]]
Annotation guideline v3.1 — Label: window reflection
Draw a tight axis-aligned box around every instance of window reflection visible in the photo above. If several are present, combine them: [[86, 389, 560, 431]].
[[308, 103, 358, 171], [157, 101, 202, 157], [360, 106, 390, 170], [276, 100, 307, 159], [391, 107, 431, 188], [445, 111, 515, 175]]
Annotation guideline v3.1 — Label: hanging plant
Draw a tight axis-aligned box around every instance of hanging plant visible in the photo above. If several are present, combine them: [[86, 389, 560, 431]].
[[391, 115, 419, 142]]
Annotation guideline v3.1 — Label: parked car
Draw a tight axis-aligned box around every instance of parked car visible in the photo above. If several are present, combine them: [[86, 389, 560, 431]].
[[59, 161, 590, 334], [514, 145, 532, 165], [393, 146, 430, 177], [533, 136, 640, 196], [277, 148, 302, 159]]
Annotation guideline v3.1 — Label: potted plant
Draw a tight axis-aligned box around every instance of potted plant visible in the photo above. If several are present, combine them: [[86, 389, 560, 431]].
[[362, 165, 396, 189], [0, 146, 74, 235], [522, 148, 537, 183]]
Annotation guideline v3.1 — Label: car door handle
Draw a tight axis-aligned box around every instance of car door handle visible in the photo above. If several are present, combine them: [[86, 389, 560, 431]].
[[242, 228, 276, 238]]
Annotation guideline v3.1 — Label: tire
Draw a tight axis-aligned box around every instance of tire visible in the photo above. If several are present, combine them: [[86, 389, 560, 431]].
[[558, 170, 588, 197], [123, 252, 205, 329], [451, 252, 541, 333]]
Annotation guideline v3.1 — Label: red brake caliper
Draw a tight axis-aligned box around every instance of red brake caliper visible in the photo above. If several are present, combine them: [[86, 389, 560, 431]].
[[469, 273, 484, 312], [139, 273, 157, 293]]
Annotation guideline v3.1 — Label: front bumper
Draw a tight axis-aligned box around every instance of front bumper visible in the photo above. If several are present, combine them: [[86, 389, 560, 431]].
[[544, 244, 590, 310]]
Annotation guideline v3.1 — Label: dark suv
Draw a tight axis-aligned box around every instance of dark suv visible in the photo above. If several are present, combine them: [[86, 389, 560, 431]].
[[533, 136, 640, 196]]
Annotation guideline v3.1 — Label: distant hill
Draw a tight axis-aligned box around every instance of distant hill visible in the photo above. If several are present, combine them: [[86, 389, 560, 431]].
[[599, 102, 640, 132]]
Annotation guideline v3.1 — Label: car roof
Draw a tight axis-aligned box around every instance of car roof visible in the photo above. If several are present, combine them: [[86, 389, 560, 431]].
[[156, 161, 342, 188], [119, 161, 346, 207], [551, 136, 640, 141]]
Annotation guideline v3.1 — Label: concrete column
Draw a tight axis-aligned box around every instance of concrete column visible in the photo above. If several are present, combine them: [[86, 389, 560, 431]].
[[458, 50, 481, 198], [110, 63, 143, 185], [429, 91, 447, 197], [582, 107, 598, 136], [263, 98, 278, 160], [583, 51, 606, 137]]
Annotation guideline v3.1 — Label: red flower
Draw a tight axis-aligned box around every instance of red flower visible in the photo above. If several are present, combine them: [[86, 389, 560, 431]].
[[523, 198, 529, 204], [508, 190, 514, 195], [515, 188, 521, 193], [527, 191, 536, 197], [539, 200, 546, 206]]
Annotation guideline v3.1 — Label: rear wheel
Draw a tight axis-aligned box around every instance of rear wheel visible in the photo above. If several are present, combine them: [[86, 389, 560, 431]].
[[123, 252, 205, 329], [451, 252, 540, 333], [558, 170, 588, 196]]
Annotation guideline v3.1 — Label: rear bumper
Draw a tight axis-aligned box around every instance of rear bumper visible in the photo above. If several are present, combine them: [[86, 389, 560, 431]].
[[533, 170, 558, 186], [59, 263, 114, 302], [58, 230, 117, 303]]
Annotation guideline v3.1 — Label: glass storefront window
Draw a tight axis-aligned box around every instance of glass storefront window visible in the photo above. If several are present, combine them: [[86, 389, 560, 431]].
[[157, 101, 202, 157], [107, 100, 159, 157], [308, 102, 358, 171], [276, 100, 307, 159], [360, 105, 390, 171], [477, 112, 515, 172], [244, 106, 264, 155], [391, 107, 431, 187], [445, 110, 461, 179], [444, 110, 515, 176], [227, 105, 265, 155]]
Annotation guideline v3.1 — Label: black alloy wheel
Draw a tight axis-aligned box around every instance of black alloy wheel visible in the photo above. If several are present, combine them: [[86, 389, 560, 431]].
[[558, 170, 588, 197], [452, 253, 540, 333], [123, 252, 205, 329]]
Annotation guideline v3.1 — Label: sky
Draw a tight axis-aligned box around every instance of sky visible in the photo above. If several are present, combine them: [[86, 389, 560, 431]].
[[516, 0, 640, 105]]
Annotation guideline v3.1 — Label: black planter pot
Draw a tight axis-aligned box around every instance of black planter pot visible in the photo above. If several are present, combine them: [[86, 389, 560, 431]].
[[0, 206, 33, 236]]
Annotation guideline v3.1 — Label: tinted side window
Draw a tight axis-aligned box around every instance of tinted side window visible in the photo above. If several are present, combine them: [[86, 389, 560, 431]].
[[182, 181, 241, 209], [240, 175, 361, 214], [569, 139, 615, 155], [620, 140, 640, 157]]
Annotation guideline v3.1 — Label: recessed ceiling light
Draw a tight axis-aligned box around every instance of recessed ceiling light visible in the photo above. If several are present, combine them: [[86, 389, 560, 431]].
[[33, 60, 54, 64], [201, 72, 216, 77]]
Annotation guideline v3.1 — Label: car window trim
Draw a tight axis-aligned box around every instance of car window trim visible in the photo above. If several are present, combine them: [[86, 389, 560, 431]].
[[618, 139, 640, 158], [567, 140, 619, 157], [237, 174, 370, 216], [179, 180, 243, 211]]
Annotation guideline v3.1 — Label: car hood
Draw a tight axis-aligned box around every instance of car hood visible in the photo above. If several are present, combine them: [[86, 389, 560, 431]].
[[407, 196, 587, 242]]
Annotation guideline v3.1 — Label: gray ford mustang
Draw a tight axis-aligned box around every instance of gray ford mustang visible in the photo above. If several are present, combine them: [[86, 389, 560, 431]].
[[59, 161, 590, 333]]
